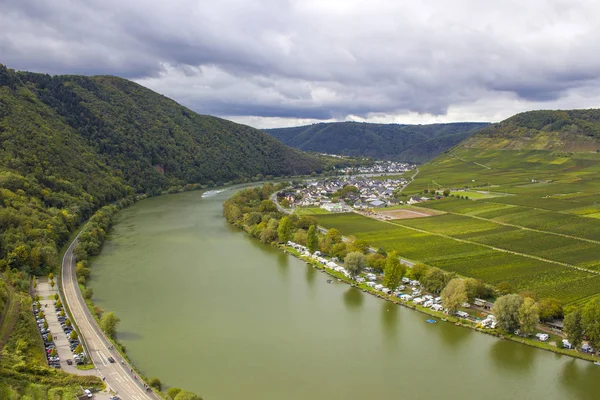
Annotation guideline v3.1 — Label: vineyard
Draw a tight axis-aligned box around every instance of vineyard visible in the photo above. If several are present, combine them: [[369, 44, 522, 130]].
[[315, 147, 600, 304]]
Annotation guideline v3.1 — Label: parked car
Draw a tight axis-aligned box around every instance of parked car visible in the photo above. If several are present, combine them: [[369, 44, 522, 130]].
[[67, 359, 73, 365], [108, 356, 115, 363]]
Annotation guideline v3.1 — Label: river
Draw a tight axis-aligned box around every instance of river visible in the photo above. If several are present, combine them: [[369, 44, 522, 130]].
[[90, 189, 600, 400]]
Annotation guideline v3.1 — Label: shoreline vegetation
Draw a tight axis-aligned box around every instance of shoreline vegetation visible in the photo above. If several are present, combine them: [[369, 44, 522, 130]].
[[223, 184, 600, 364]]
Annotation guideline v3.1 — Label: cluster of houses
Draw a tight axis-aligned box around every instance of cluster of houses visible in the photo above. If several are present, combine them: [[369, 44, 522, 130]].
[[284, 177, 411, 211], [338, 161, 416, 175]]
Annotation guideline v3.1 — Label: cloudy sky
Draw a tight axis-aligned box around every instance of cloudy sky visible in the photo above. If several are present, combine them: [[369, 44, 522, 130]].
[[2, 0, 600, 128]]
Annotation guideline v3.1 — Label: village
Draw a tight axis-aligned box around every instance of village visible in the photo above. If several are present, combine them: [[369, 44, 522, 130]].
[[338, 160, 415, 175], [281, 175, 430, 212]]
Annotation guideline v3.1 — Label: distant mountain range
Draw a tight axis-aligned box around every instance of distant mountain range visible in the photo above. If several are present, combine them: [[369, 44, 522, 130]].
[[263, 121, 490, 163]]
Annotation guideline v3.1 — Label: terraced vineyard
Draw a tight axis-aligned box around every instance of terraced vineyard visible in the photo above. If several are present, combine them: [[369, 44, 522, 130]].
[[315, 121, 600, 305]]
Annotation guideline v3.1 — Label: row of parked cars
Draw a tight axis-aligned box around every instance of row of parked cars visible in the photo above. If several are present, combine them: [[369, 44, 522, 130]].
[[55, 301, 86, 365], [33, 301, 62, 369]]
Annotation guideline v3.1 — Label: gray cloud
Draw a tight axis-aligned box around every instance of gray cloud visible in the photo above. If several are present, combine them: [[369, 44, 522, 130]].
[[2, 0, 600, 125]]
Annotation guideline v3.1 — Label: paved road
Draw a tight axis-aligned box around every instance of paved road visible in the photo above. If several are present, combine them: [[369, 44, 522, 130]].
[[61, 237, 157, 400]]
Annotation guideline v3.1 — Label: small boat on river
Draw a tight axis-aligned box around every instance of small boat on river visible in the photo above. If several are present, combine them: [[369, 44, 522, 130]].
[[202, 189, 224, 198], [426, 319, 437, 324], [594, 361, 600, 366]]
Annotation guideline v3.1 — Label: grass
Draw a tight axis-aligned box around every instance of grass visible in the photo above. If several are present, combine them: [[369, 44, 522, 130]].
[[294, 207, 332, 215]]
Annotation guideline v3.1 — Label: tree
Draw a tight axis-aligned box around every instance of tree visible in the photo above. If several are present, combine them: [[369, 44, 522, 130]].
[[383, 251, 404, 289], [258, 200, 277, 213], [443, 189, 451, 197], [464, 278, 491, 301], [59, 310, 65, 317], [297, 216, 318, 230], [100, 312, 120, 338], [377, 247, 387, 257], [50, 348, 57, 357], [294, 229, 307, 246], [307, 225, 319, 253], [277, 216, 293, 243], [366, 253, 386, 273], [55, 299, 62, 308], [43, 320, 48, 330], [563, 308, 583, 349], [82, 287, 93, 300], [325, 228, 342, 248], [421, 267, 450, 294], [70, 330, 78, 340], [349, 239, 369, 254], [344, 252, 366, 278], [174, 390, 203, 400], [74, 344, 83, 354], [441, 278, 468, 314], [167, 388, 182, 399], [330, 242, 348, 259], [53, 293, 59, 301], [409, 263, 428, 281], [65, 319, 72, 327], [148, 377, 162, 391], [492, 294, 523, 333], [518, 297, 539, 336], [582, 298, 600, 349], [538, 298, 563, 322], [48, 272, 54, 280], [50, 279, 55, 288]]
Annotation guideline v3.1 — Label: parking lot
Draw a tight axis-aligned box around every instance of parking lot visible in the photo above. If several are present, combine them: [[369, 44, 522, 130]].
[[35, 277, 97, 375]]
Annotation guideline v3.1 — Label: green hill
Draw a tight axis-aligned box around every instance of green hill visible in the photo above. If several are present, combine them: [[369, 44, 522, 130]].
[[0, 64, 326, 275], [395, 109, 600, 304], [461, 109, 600, 151], [263, 121, 489, 163], [0, 64, 328, 396]]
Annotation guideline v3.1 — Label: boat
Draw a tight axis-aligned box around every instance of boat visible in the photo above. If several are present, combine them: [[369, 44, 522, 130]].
[[594, 362, 600, 366], [326, 279, 333, 284], [202, 189, 223, 198], [426, 319, 437, 324]]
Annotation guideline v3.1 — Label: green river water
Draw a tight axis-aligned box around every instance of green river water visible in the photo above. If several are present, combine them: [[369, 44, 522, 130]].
[[90, 189, 600, 400]]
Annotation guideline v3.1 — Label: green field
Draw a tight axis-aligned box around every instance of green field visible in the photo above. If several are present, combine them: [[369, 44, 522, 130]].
[[316, 147, 600, 305], [294, 207, 332, 215]]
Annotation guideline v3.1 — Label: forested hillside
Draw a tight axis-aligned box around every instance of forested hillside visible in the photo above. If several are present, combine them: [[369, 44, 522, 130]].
[[0, 64, 325, 276], [264, 121, 489, 163]]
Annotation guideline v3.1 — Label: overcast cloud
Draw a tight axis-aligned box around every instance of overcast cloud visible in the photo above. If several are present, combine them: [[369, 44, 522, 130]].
[[2, 0, 600, 128]]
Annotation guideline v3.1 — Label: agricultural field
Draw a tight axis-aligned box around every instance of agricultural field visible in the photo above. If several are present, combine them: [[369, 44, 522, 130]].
[[294, 207, 332, 216], [315, 213, 600, 304], [313, 147, 600, 304]]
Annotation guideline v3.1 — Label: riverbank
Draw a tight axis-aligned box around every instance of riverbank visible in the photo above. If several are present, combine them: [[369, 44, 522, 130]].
[[277, 242, 600, 363]]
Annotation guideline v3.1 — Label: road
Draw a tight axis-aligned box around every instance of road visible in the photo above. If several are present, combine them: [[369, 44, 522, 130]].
[[61, 236, 157, 400]]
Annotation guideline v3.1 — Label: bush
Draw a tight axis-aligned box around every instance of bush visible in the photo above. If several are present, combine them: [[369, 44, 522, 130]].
[[148, 377, 162, 391], [167, 388, 182, 399]]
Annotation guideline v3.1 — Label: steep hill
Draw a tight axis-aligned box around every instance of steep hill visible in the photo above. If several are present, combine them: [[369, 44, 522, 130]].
[[264, 121, 489, 163], [460, 109, 600, 151], [0, 64, 325, 276]]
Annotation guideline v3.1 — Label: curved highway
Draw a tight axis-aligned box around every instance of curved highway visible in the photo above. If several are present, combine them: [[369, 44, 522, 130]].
[[61, 236, 157, 400]]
